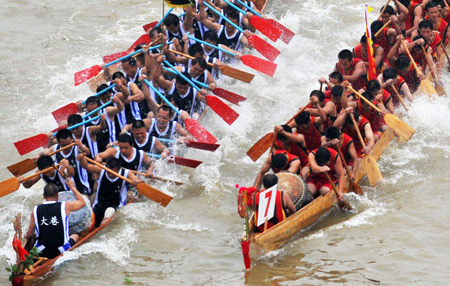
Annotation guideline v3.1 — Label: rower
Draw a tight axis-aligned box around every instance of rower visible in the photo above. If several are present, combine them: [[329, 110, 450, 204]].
[[399, 0, 423, 38], [273, 124, 309, 178], [78, 156, 140, 227], [94, 133, 154, 177], [41, 129, 92, 196], [321, 127, 360, 179], [306, 147, 345, 200], [67, 114, 106, 158], [365, 79, 395, 115], [424, 2, 448, 42], [378, 68, 414, 102], [304, 90, 337, 130], [333, 109, 375, 156], [411, 19, 445, 70], [24, 181, 85, 259], [198, 0, 249, 53], [288, 109, 324, 152], [122, 57, 151, 120], [163, 13, 194, 52], [253, 174, 296, 233], [20, 155, 93, 235], [353, 34, 384, 74], [252, 150, 300, 189], [128, 119, 169, 156], [111, 71, 144, 124], [334, 49, 367, 91], [152, 55, 206, 120]]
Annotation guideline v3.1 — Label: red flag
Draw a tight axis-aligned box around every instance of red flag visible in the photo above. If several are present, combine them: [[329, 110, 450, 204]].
[[365, 5, 377, 81], [241, 240, 251, 270], [12, 235, 29, 261]]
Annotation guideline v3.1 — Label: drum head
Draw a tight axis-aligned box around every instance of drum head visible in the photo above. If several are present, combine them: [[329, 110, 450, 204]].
[[275, 172, 304, 204]]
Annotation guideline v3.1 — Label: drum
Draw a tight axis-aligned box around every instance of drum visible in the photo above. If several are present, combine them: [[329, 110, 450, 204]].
[[58, 191, 93, 234], [276, 172, 313, 211]]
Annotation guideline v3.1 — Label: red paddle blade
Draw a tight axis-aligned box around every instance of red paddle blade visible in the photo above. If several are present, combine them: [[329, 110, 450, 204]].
[[74, 65, 102, 86], [206, 95, 239, 125], [170, 156, 202, 168], [241, 240, 251, 270], [103, 51, 128, 64], [267, 19, 295, 44], [249, 16, 281, 42], [52, 103, 79, 124], [14, 134, 49, 156], [127, 34, 150, 53], [247, 34, 280, 62], [184, 118, 217, 144], [143, 21, 158, 32], [184, 140, 220, 151], [212, 87, 246, 105], [240, 55, 277, 77]]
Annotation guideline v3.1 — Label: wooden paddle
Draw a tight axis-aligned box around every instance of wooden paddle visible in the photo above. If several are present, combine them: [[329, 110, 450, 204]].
[[144, 79, 217, 144], [7, 142, 77, 177], [162, 61, 246, 105], [378, 0, 391, 19], [420, 45, 447, 96], [157, 138, 220, 152], [246, 105, 308, 162], [221, 0, 281, 42], [335, 145, 363, 195], [168, 48, 254, 84], [147, 153, 202, 168], [131, 170, 183, 186], [241, 189, 251, 270], [324, 172, 352, 211], [163, 60, 240, 125], [349, 113, 383, 186], [0, 163, 62, 198], [400, 40, 437, 96], [374, 19, 392, 38], [187, 35, 277, 77], [13, 115, 100, 156], [348, 86, 415, 142], [202, 2, 280, 62], [234, 0, 294, 44], [82, 156, 172, 207], [391, 85, 408, 112]]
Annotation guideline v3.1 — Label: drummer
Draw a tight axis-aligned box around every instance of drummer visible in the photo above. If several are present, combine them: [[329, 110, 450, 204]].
[[253, 174, 296, 233]]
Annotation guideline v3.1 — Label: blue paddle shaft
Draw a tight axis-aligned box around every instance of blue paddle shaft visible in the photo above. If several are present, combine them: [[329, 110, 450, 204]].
[[83, 99, 112, 119], [53, 115, 100, 136], [143, 78, 181, 116], [163, 67, 208, 89], [234, 0, 262, 17], [203, 2, 243, 33], [82, 84, 115, 104], [187, 35, 236, 57], [155, 8, 174, 28], [163, 60, 201, 91]]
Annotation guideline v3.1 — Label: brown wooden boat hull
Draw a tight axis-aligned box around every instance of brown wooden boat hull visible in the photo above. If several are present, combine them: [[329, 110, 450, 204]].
[[244, 127, 396, 258]]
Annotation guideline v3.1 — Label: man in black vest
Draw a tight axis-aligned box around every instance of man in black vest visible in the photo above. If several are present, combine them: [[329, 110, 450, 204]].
[[24, 180, 85, 259]]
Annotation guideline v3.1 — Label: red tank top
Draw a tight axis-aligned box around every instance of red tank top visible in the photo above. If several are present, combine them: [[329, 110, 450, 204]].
[[340, 133, 354, 165], [308, 148, 339, 182], [336, 58, 367, 91], [343, 115, 370, 154], [275, 137, 309, 168], [271, 150, 300, 173], [297, 116, 323, 152]]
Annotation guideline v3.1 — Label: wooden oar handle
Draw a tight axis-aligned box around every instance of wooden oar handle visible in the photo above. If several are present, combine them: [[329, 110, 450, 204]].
[[391, 86, 408, 111], [349, 113, 368, 150], [82, 156, 132, 184], [23, 163, 63, 181], [335, 144, 351, 177], [420, 45, 438, 82], [400, 40, 423, 76], [378, 0, 391, 19], [324, 172, 339, 197], [374, 19, 392, 38], [130, 170, 183, 185], [285, 104, 309, 125], [347, 86, 381, 113], [48, 142, 77, 157]]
